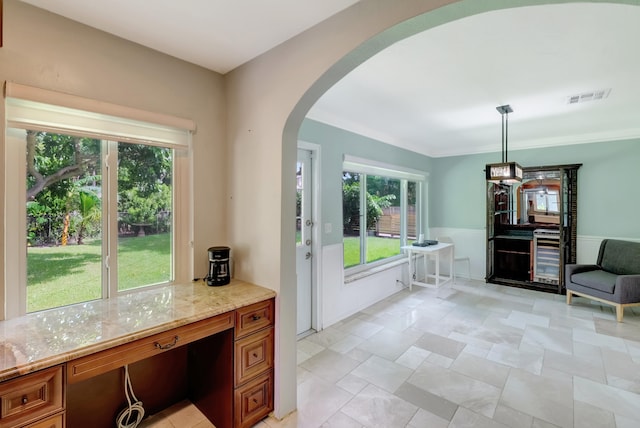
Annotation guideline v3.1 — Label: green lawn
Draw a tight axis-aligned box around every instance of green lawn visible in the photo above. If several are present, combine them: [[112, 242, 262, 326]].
[[343, 235, 400, 268], [27, 233, 171, 312]]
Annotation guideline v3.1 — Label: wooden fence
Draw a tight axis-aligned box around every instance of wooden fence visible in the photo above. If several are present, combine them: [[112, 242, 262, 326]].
[[376, 206, 416, 238]]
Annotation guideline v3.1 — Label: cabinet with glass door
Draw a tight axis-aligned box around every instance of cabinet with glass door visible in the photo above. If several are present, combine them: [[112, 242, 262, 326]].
[[486, 164, 580, 293]]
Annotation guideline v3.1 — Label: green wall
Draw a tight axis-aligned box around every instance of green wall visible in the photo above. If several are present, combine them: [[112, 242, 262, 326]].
[[301, 118, 640, 241], [431, 138, 640, 239], [299, 119, 433, 246]]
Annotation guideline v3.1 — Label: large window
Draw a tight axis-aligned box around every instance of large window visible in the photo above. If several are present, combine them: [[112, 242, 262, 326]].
[[342, 158, 424, 270], [18, 133, 174, 312], [4, 84, 193, 318]]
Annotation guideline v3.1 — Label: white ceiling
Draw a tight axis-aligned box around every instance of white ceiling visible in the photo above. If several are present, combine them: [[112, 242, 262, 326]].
[[20, 0, 360, 74], [21, 1, 640, 158]]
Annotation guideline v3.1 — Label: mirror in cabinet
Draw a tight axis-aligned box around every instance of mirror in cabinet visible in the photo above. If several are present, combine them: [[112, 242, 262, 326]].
[[486, 164, 580, 293]]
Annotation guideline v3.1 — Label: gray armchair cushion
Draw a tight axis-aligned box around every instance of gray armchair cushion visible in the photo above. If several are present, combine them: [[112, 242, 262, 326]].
[[599, 239, 640, 275], [571, 270, 617, 294]]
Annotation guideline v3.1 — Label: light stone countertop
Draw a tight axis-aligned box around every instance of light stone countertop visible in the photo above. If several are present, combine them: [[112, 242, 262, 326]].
[[0, 279, 276, 382]]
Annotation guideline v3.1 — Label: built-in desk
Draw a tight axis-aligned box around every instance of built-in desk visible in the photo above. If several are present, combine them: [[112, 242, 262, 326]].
[[0, 280, 276, 428]]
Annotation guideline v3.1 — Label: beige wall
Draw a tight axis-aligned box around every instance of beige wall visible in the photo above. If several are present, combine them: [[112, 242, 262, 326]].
[[225, 0, 478, 417], [0, 0, 226, 284], [3, 0, 613, 421], [225, 0, 611, 418]]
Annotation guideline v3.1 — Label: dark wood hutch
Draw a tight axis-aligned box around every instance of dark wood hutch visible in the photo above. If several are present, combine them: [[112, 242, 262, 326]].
[[486, 164, 581, 293]]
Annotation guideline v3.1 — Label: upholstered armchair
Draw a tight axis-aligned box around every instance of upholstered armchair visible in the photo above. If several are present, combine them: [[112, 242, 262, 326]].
[[566, 239, 640, 322]]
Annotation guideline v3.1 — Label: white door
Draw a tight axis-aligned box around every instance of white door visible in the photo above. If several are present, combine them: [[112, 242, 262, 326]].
[[296, 149, 313, 335]]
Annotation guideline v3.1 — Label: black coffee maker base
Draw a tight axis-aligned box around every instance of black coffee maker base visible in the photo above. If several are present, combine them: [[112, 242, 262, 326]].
[[206, 279, 230, 286]]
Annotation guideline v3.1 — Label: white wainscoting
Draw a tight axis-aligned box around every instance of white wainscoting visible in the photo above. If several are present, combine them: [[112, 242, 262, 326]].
[[576, 235, 640, 264], [321, 243, 405, 328], [429, 228, 487, 281], [317, 233, 639, 330]]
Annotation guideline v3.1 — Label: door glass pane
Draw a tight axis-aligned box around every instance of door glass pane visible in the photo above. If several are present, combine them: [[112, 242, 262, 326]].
[[407, 181, 417, 241], [343, 171, 361, 268], [296, 161, 303, 246], [365, 175, 400, 263], [117, 143, 173, 291], [25, 130, 102, 312]]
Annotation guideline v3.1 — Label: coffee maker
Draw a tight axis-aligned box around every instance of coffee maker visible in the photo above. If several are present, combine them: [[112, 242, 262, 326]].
[[207, 246, 231, 286]]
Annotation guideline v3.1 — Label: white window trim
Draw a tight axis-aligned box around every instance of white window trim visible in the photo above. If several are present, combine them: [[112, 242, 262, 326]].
[[343, 154, 428, 182], [342, 155, 428, 276], [3, 83, 195, 319]]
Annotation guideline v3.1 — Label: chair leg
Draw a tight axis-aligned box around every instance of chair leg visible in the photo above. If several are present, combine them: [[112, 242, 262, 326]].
[[616, 305, 624, 322], [566, 291, 573, 305]]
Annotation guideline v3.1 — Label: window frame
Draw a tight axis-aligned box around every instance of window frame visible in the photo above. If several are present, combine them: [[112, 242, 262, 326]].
[[342, 156, 426, 274], [3, 86, 194, 319]]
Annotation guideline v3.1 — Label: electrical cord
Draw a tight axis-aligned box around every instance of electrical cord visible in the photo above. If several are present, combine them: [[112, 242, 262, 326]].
[[116, 365, 145, 428]]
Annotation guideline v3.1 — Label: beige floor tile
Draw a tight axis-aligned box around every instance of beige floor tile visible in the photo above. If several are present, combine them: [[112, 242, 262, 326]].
[[407, 408, 450, 428], [542, 348, 606, 383], [492, 403, 533, 428], [574, 375, 640, 421], [356, 328, 422, 361], [350, 354, 413, 392], [339, 317, 385, 339], [573, 328, 627, 352], [521, 325, 573, 354], [139, 279, 640, 428], [395, 345, 431, 370], [341, 384, 418, 428], [500, 368, 573, 427], [450, 352, 510, 388], [395, 381, 458, 421], [414, 331, 467, 359], [319, 411, 364, 427], [448, 407, 510, 428], [335, 373, 369, 395], [573, 399, 616, 428], [408, 361, 501, 418], [297, 372, 353, 426], [298, 348, 361, 383]]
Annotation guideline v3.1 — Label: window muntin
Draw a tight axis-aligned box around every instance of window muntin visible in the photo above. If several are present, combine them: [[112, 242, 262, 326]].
[[343, 166, 423, 270]]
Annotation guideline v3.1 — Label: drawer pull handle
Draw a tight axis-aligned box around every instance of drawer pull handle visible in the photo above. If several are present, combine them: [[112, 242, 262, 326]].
[[251, 314, 261, 321], [252, 353, 258, 358], [154, 335, 179, 350], [252, 398, 258, 404], [22, 395, 28, 405]]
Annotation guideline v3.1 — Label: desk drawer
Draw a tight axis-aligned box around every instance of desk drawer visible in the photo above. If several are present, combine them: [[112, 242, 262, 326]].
[[234, 371, 273, 428], [23, 413, 63, 428], [68, 312, 233, 384], [0, 366, 63, 428], [235, 327, 274, 386], [235, 299, 274, 339]]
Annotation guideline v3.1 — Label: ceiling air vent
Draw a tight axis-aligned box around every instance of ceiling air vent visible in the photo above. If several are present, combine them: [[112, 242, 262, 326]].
[[567, 88, 611, 104]]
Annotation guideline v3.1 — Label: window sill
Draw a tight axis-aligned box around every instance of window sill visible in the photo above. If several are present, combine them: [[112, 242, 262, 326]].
[[344, 258, 407, 284]]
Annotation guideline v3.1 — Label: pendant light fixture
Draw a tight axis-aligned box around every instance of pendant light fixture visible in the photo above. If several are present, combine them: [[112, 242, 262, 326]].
[[486, 104, 522, 183]]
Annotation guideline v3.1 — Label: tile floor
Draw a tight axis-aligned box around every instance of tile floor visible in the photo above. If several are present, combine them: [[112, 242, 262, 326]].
[[138, 399, 215, 428], [256, 278, 640, 428], [140, 278, 640, 428]]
